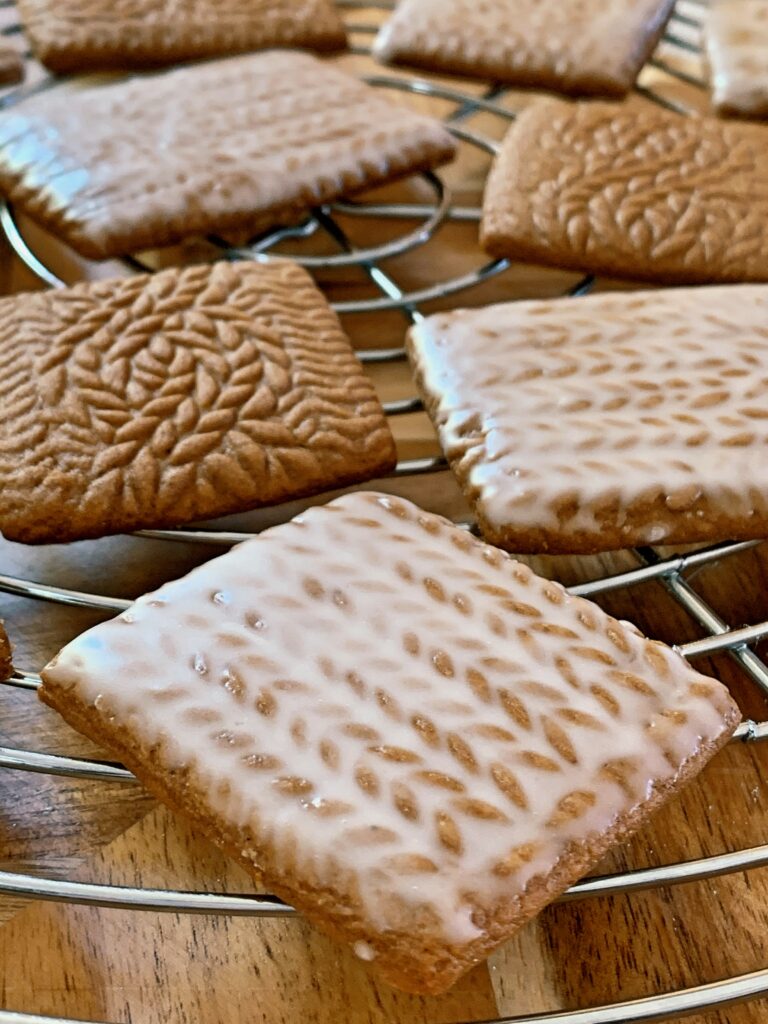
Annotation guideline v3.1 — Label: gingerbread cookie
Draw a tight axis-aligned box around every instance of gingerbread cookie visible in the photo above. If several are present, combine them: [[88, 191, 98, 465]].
[[706, 0, 768, 119], [0, 260, 396, 543], [408, 285, 768, 553], [16, 0, 346, 73], [0, 51, 456, 259], [41, 492, 739, 993], [481, 98, 768, 284], [374, 0, 675, 96]]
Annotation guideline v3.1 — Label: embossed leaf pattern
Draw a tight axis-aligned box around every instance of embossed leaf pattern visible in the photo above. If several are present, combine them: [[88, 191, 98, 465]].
[[0, 260, 396, 543], [481, 99, 768, 284], [40, 492, 739, 992], [16, 0, 346, 72], [408, 285, 768, 552]]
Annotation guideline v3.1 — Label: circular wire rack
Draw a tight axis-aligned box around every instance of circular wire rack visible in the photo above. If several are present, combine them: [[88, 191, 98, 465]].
[[2, 1, 768, 1022]]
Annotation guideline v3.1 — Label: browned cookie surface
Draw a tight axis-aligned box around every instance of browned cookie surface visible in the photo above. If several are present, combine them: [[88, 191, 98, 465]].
[[0, 622, 12, 680], [407, 286, 768, 553], [40, 491, 740, 993], [0, 261, 396, 543], [706, 0, 768, 119], [0, 44, 23, 86], [0, 51, 456, 259], [16, 0, 346, 73], [374, 0, 674, 96], [481, 98, 768, 284]]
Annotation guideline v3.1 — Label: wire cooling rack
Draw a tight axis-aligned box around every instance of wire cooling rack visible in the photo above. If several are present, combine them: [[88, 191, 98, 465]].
[[2, 1, 768, 1022]]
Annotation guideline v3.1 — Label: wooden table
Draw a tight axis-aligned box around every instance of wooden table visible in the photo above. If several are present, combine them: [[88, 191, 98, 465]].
[[0, 6, 766, 1023]]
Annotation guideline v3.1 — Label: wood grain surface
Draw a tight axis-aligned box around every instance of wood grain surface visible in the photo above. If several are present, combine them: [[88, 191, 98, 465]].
[[0, 4, 767, 1022]]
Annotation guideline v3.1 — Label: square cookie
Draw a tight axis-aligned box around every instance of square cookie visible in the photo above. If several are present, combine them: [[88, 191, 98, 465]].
[[407, 285, 768, 553], [374, 0, 675, 97], [0, 51, 456, 259], [706, 0, 768, 119], [481, 98, 768, 284], [16, 0, 347, 74], [0, 260, 396, 544], [40, 492, 739, 993], [0, 44, 23, 86]]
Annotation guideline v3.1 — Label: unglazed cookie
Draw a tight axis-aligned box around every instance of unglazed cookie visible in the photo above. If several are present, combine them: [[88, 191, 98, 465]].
[[40, 492, 740, 993], [0, 44, 23, 86], [407, 286, 768, 553], [374, 0, 675, 97], [16, 0, 346, 74], [0, 51, 456, 259], [706, 0, 768, 119], [0, 623, 12, 680], [0, 260, 396, 543], [481, 98, 768, 284]]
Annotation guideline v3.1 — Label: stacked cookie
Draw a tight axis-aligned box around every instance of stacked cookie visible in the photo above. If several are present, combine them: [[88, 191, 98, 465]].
[[0, 0, 760, 1000]]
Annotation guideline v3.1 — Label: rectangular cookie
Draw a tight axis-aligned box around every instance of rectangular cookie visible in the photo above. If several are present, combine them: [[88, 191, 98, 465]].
[[374, 0, 675, 97], [0, 51, 456, 260], [16, 0, 346, 75], [481, 98, 768, 284], [407, 285, 768, 553], [706, 0, 768, 119], [0, 260, 396, 544], [0, 44, 23, 86], [40, 491, 740, 994]]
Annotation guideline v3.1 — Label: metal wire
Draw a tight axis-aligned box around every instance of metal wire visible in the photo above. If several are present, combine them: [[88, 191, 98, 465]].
[[2, 970, 768, 1024], [0, 68, 511, 331], [227, 170, 453, 269], [2, 3, 768, 1024], [2, 836, 768, 917], [0, 702, 764, 784]]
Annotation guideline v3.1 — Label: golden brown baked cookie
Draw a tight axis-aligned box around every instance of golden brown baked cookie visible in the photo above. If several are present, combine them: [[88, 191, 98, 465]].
[[481, 98, 768, 284], [0, 51, 456, 260], [706, 0, 768, 119], [407, 286, 768, 554], [0, 44, 23, 86], [0, 261, 396, 544], [16, 0, 346, 74], [0, 622, 13, 680], [40, 491, 740, 993], [374, 0, 675, 96]]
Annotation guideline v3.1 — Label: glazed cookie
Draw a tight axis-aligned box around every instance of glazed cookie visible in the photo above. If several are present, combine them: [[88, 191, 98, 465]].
[[408, 286, 768, 553], [41, 492, 739, 992], [0, 51, 456, 259]]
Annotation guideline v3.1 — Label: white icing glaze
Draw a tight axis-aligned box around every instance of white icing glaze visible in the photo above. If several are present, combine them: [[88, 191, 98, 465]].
[[409, 285, 768, 535], [354, 941, 377, 961], [374, 0, 674, 90], [0, 50, 456, 252], [43, 492, 736, 946], [707, 1, 768, 116]]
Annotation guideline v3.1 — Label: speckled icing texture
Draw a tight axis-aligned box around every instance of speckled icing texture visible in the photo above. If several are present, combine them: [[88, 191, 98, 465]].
[[408, 286, 768, 552], [0, 51, 456, 259], [42, 492, 737, 949], [374, 0, 675, 96], [16, 0, 346, 74], [706, 0, 768, 118]]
